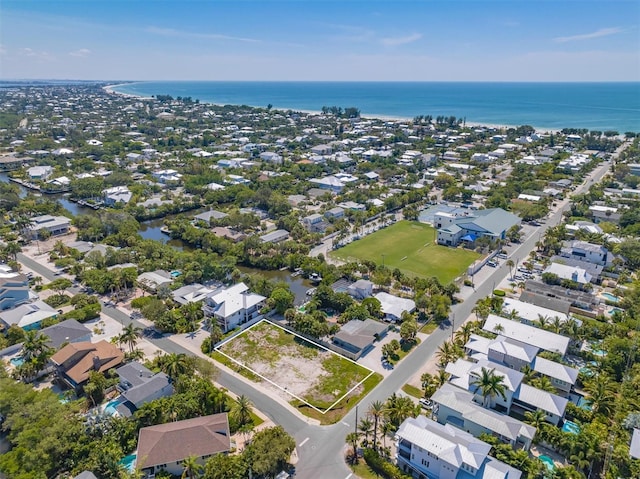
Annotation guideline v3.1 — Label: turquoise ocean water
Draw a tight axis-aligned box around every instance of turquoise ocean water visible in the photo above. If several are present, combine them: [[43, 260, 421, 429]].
[[112, 82, 640, 132]]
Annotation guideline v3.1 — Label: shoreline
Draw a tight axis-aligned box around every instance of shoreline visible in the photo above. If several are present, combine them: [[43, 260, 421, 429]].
[[103, 83, 576, 134]]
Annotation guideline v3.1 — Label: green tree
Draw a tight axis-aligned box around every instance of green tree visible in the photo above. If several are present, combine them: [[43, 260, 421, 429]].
[[182, 455, 204, 479], [245, 426, 295, 476], [159, 353, 193, 379], [84, 371, 109, 408], [230, 394, 254, 429], [470, 367, 507, 408], [118, 323, 142, 353], [269, 287, 294, 314], [368, 400, 385, 450], [400, 319, 418, 342]]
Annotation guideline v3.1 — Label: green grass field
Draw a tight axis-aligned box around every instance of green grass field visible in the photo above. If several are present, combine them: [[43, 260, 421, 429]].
[[330, 220, 480, 284]]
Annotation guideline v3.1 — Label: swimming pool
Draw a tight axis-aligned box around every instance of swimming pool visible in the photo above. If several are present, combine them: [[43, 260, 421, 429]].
[[539, 455, 555, 471], [9, 357, 24, 367], [601, 292, 620, 303], [562, 420, 580, 435], [609, 307, 623, 315], [119, 454, 136, 472], [578, 396, 592, 411], [104, 397, 125, 416]]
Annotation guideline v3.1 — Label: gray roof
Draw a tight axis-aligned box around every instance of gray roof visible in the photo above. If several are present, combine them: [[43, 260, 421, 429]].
[[532, 356, 579, 385], [194, 210, 228, 222], [432, 383, 536, 442], [122, 372, 172, 406], [453, 208, 521, 236], [333, 319, 387, 351], [260, 229, 289, 243], [75, 472, 98, 479], [39, 319, 91, 349], [550, 255, 603, 278], [515, 383, 568, 417], [116, 361, 155, 388], [631, 429, 640, 459], [518, 291, 572, 316]]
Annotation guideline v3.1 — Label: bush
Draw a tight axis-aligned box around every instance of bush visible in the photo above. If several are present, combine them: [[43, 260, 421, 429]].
[[131, 296, 153, 309], [363, 448, 412, 479], [44, 294, 70, 308], [493, 289, 506, 297]]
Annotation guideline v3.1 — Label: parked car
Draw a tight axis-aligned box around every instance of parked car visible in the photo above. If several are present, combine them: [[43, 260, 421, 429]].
[[419, 398, 433, 410], [487, 261, 497, 268]]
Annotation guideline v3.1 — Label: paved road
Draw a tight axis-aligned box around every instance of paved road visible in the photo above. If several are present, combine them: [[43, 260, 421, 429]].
[[15, 147, 622, 479]]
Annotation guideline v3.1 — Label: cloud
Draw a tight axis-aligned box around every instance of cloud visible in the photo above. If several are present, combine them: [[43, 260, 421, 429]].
[[380, 33, 422, 47], [69, 48, 91, 57], [20, 47, 37, 57], [554, 27, 623, 43], [145, 26, 260, 43], [18, 47, 53, 61]]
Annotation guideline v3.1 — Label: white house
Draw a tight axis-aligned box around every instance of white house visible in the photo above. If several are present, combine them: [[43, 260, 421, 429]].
[[560, 240, 611, 266], [374, 292, 415, 322], [396, 416, 522, 479], [0, 272, 31, 311], [483, 315, 570, 356], [28, 214, 71, 239], [544, 262, 592, 284], [103, 186, 132, 206], [27, 165, 53, 180], [202, 283, 265, 332]]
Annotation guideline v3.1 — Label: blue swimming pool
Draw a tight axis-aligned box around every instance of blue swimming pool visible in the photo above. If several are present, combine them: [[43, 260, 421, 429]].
[[9, 357, 24, 367], [562, 420, 580, 435], [609, 307, 623, 315], [578, 396, 592, 411], [602, 292, 620, 303], [104, 397, 125, 416], [539, 455, 555, 471], [119, 454, 136, 472]]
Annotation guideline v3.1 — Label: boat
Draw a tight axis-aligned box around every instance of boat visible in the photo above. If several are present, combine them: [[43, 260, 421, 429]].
[[309, 273, 322, 283]]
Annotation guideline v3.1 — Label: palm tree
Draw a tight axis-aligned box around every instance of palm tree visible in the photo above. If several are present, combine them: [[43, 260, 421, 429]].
[[520, 364, 536, 383], [345, 431, 361, 464], [536, 314, 550, 330], [181, 302, 204, 331], [181, 455, 204, 479], [436, 341, 460, 367], [368, 400, 385, 450], [384, 393, 417, 428], [524, 408, 547, 430], [454, 321, 475, 346], [230, 394, 254, 428], [470, 367, 507, 408], [160, 353, 191, 379], [506, 259, 515, 279], [21, 330, 51, 363], [584, 373, 617, 417], [531, 376, 556, 393], [358, 417, 373, 446], [118, 323, 142, 353]]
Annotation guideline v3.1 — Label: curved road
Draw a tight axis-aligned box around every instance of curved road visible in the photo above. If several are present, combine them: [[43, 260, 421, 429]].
[[16, 148, 621, 479]]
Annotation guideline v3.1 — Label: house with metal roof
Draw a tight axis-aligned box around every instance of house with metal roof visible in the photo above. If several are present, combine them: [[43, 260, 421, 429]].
[[0, 272, 31, 311], [202, 283, 265, 332], [512, 383, 568, 426], [28, 214, 71, 239], [374, 292, 416, 322], [331, 319, 387, 359], [431, 383, 535, 450], [483, 315, 570, 356], [435, 208, 521, 247], [0, 300, 58, 331], [396, 415, 522, 479], [532, 356, 579, 396]]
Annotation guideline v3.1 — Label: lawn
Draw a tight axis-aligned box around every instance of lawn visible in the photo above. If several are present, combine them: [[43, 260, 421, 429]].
[[216, 320, 379, 419], [330, 221, 480, 284]]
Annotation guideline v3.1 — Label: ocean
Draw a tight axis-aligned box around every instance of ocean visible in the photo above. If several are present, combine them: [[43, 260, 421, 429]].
[[111, 81, 640, 133]]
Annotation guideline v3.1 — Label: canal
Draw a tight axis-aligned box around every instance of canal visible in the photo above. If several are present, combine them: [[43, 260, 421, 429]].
[[237, 266, 315, 306]]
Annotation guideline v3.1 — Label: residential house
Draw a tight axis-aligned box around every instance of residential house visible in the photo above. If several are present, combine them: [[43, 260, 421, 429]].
[[137, 270, 174, 292], [543, 262, 592, 284], [0, 155, 26, 171], [114, 362, 174, 416], [51, 340, 124, 391], [259, 151, 283, 164], [310, 144, 332, 155], [374, 292, 416, 322], [152, 169, 182, 184], [202, 283, 265, 332], [0, 272, 31, 311], [332, 319, 387, 359], [549, 256, 603, 283], [523, 280, 600, 312], [260, 229, 290, 244], [559, 240, 611, 266], [193, 210, 228, 224], [103, 186, 132, 206], [511, 383, 568, 426], [28, 214, 71, 239], [435, 208, 521, 247], [27, 165, 53, 180], [0, 300, 57, 331], [38, 319, 91, 350], [465, 335, 538, 373], [172, 283, 214, 305], [396, 416, 522, 479], [324, 207, 345, 220], [531, 356, 578, 397], [309, 175, 346, 193], [589, 205, 621, 224], [346, 279, 374, 300], [302, 213, 328, 233], [501, 298, 570, 326], [211, 227, 246, 243], [137, 413, 231, 477], [482, 315, 570, 356], [431, 383, 535, 450]]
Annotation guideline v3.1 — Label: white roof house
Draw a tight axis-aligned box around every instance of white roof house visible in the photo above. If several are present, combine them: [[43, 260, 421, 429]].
[[374, 292, 415, 322], [27, 165, 53, 180], [203, 283, 265, 332], [532, 356, 579, 387], [483, 315, 570, 356], [137, 270, 174, 292], [544, 262, 592, 284], [103, 186, 132, 205], [396, 416, 522, 479], [514, 383, 568, 423], [0, 300, 58, 330], [172, 284, 214, 305], [502, 298, 570, 325]]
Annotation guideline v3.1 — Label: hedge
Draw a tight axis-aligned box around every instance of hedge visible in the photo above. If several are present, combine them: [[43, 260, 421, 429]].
[[493, 289, 506, 297], [363, 448, 412, 479]]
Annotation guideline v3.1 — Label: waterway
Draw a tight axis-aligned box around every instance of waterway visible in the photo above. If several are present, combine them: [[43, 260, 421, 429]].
[[238, 266, 314, 306]]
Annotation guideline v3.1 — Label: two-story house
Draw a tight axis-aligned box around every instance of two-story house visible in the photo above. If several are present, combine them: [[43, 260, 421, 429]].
[[202, 283, 265, 332]]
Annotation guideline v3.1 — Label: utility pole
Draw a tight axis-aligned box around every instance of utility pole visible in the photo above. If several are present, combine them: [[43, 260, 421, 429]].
[[451, 313, 455, 341]]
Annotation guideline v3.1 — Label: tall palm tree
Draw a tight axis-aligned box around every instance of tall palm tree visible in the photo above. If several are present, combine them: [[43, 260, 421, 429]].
[[345, 431, 361, 464], [21, 330, 51, 363], [181, 455, 204, 479], [506, 259, 515, 279], [470, 367, 507, 408], [368, 400, 385, 450], [436, 341, 460, 367], [524, 408, 547, 430], [358, 417, 373, 446], [118, 323, 142, 353], [454, 321, 475, 346], [181, 302, 204, 330], [384, 393, 417, 428], [230, 394, 254, 428]]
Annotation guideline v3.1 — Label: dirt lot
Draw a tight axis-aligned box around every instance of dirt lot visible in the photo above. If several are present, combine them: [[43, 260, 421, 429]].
[[218, 320, 371, 411]]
